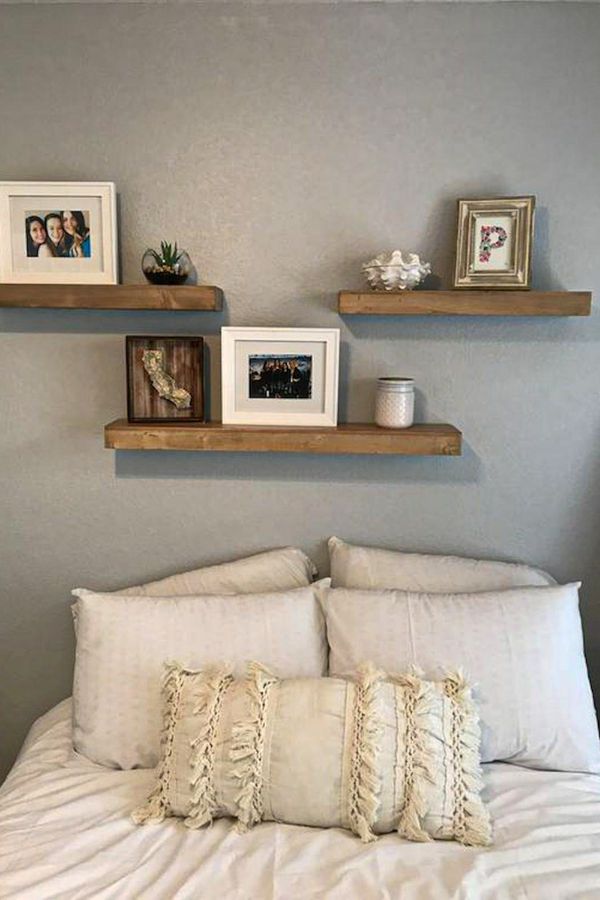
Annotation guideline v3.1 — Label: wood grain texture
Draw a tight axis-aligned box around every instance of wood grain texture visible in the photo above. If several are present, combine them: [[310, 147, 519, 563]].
[[104, 420, 462, 456], [126, 337, 205, 423], [0, 284, 223, 310], [338, 290, 592, 317]]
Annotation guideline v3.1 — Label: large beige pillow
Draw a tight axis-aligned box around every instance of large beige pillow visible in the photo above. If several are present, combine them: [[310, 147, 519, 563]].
[[120, 546, 317, 596], [324, 584, 600, 774], [72, 586, 327, 770], [71, 546, 318, 632], [133, 662, 492, 848], [328, 536, 555, 592]]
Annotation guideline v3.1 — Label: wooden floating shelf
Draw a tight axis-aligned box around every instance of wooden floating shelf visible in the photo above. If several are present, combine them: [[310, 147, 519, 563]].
[[0, 283, 223, 311], [104, 419, 462, 456], [338, 290, 591, 317]]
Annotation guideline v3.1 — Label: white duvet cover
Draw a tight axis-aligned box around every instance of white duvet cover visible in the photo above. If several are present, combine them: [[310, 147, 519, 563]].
[[1, 700, 599, 900]]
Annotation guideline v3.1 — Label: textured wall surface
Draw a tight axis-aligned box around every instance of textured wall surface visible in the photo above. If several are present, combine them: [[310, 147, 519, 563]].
[[1, 1, 599, 780]]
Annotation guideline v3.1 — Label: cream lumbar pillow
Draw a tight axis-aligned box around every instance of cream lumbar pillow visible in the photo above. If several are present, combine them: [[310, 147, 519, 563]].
[[133, 662, 492, 848]]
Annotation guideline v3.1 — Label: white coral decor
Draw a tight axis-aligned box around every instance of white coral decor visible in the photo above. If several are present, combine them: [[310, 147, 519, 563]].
[[362, 250, 431, 291]]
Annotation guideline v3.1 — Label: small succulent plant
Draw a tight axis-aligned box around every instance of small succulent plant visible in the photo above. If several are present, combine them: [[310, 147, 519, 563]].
[[142, 241, 191, 285], [148, 241, 184, 273]]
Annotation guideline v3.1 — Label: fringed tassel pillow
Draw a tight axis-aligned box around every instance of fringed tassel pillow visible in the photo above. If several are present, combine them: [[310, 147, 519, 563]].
[[133, 663, 492, 847]]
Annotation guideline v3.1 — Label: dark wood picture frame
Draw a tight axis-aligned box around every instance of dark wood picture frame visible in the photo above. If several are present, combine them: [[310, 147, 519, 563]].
[[126, 335, 205, 424]]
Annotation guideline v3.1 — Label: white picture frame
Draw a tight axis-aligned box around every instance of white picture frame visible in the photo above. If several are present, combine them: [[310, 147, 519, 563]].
[[221, 327, 340, 427], [0, 181, 118, 284]]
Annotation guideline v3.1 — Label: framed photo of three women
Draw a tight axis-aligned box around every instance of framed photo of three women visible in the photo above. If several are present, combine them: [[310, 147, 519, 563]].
[[0, 181, 117, 283]]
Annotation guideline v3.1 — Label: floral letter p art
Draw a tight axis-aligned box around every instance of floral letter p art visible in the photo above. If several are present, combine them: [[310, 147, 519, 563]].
[[479, 225, 508, 264]]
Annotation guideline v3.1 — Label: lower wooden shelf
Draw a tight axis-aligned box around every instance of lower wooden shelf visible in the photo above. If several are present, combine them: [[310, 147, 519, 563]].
[[104, 419, 462, 456]]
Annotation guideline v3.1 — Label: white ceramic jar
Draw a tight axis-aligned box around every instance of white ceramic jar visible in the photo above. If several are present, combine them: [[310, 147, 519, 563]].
[[375, 377, 415, 429]]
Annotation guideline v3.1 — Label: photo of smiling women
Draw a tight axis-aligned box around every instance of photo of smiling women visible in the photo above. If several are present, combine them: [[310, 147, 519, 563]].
[[0, 181, 117, 283]]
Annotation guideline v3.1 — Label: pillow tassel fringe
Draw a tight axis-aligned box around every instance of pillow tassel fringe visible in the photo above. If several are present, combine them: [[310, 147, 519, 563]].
[[348, 663, 384, 843], [230, 662, 278, 833], [444, 671, 492, 848], [184, 666, 233, 830], [131, 662, 184, 825], [393, 671, 437, 844]]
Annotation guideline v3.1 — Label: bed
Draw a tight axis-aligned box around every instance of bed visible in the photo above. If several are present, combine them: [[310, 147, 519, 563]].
[[1, 698, 599, 900]]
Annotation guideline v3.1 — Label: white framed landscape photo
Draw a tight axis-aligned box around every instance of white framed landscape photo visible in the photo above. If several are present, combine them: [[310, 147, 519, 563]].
[[0, 181, 117, 283], [454, 196, 535, 289], [221, 327, 340, 426]]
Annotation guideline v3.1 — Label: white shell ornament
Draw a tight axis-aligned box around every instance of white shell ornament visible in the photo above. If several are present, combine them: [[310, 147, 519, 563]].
[[362, 250, 432, 291]]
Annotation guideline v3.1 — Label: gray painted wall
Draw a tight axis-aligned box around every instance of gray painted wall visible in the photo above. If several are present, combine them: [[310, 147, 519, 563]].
[[1, 1, 599, 781]]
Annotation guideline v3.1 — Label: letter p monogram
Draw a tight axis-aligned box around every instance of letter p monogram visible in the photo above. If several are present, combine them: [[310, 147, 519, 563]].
[[479, 225, 508, 264]]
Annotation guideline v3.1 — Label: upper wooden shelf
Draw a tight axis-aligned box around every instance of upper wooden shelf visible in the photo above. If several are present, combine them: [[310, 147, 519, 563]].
[[105, 419, 462, 456], [0, 284, 223, 310], [338, 290, 591, 317]]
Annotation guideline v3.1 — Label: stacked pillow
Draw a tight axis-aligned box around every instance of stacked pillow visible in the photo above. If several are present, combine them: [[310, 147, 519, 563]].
[[328, 535, 556, 592], [325, 538, 600, 775], [71, 546, 323, 769], [73, 585, 327, 769], [119, 545, 317, 596]]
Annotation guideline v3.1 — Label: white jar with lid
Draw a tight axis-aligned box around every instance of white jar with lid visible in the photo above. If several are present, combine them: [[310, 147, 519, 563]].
[[375, 377, 415, 429]]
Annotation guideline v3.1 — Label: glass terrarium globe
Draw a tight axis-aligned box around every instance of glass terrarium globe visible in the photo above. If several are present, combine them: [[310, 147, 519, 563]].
[[141, 243, 192, 286]]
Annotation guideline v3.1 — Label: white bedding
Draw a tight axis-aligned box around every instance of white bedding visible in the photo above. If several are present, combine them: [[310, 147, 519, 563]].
[[1, 701, 600, 900]]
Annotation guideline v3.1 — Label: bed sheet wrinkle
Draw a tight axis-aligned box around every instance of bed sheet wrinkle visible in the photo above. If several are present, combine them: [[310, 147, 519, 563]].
[[1, 701, 600, 900], [275, 826, 386, 900]]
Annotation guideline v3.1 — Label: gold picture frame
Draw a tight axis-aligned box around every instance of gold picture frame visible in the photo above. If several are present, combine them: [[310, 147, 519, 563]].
[[454, 196, 535, 290]]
